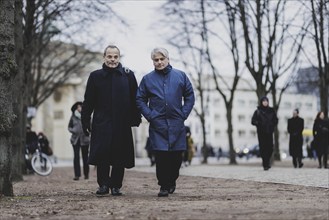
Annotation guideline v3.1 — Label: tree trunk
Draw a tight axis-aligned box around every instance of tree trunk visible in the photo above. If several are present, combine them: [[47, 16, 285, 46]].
[[11, 0, 24, 181], [226, 104, 237, 164], [0, 0, 17, 196]]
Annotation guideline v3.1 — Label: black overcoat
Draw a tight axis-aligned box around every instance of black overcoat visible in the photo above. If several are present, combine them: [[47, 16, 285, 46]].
[[81, 63, 141, 168], [287, 117, 304, 157], [313, 118, 329, 156]]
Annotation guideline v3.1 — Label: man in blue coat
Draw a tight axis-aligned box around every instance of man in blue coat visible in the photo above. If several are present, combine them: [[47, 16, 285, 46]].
[[136, 47, 195, 197], [81, 45, 141, 196]]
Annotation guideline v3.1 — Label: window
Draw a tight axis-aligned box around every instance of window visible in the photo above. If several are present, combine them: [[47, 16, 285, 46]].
[[238, 115, 246, 122], [295, 102, 302, 108], [215, 129, 221, 137], [238, 130, 246, 137], [54, 110, 64, 120], [237, 99, 245, 107], [250, 130, 257, 137], [305, 102, 313, 110], [214, 98, 221, 106], [249, 100, 258, 108], [214, 114, 220, 121], [283, 102, 292, 109]]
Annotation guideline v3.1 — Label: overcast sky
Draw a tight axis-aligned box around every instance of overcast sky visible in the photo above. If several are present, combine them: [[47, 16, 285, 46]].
[[89, 1, 169, 81]]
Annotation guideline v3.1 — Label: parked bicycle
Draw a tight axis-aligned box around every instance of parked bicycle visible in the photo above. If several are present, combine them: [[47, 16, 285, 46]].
[[25, 143, 53, 176]]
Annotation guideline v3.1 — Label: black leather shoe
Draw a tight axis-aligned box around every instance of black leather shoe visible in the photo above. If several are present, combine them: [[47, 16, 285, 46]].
[[111, 188, 122, 196], [73, 177, 79, 181], [299, 163, 304, 168], [168, 186, 176, 194], [96, 185, 109, 196], [158, 189, 169, 197]]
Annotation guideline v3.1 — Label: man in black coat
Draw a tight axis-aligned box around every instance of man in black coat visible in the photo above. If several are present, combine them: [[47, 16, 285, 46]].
[[81, 45, 141, 196], [287, 109, 304, 168], [251, 96, 278, 170]]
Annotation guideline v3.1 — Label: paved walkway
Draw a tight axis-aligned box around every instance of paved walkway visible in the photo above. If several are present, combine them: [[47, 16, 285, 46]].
[[133, 158, 329, 189], [54, 157, 329, 188]]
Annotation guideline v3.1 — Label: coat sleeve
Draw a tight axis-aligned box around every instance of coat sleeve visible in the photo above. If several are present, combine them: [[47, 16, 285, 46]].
[[136, 77, 153, 121], [81, 74, 95, 132], [128, 71, 141, 127], [251, 110, 259, 126], [181, 73, 195, 120]]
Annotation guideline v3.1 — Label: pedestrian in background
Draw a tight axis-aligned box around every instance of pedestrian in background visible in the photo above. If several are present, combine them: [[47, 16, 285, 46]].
[[287, 109, 304, 168], [145, 137, 155, 166], [185, 126, 195, 166], [312, 111, 329, 168], [68, 101, 90, 180], [136, 47, 195, 197], [81, 45, 141, 196], [251, 96, 278, 171]]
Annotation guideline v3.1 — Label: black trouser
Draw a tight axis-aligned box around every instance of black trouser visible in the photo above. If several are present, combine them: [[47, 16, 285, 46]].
[[96, 164, 124, 189], [154, 150, 183, 190], [73, 142, 89, 178], [292, 156, 302, 168], [257, 132, 274, 168]]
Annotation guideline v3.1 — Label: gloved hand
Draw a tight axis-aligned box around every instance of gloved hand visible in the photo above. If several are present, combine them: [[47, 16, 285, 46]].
[[83, 126, 91, 136]]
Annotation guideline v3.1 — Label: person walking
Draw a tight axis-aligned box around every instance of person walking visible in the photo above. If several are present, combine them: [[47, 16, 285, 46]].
[[68, 101, 90, 180], [81, 45, 141, 196], [312, 111, 329, 168], [136, 47, 195, 197], [251, 96, 278, 171], [287, 109, 304, 168], [145, 137, 155, 167]]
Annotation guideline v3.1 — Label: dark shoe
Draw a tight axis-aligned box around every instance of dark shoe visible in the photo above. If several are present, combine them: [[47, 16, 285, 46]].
[[168, 186, 176, 194], [73, 177, 79, 181], [111, 188, 122, 196], [264, 166, 270, 171], [96, 185, 109, 196], [299, 163, 304, 168], [84, 175, 89, 180], [158, 189, 169, 197]]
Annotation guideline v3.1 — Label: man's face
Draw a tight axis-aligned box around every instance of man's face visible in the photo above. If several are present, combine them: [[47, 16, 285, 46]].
[[104, 48, 120, 68], [262, 100, 268, 107], [293, 110, 298, 117], [152, 53, 169, 71]]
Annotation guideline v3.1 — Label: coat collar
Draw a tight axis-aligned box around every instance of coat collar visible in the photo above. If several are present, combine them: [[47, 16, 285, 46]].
[[101, 63, 125, 77]]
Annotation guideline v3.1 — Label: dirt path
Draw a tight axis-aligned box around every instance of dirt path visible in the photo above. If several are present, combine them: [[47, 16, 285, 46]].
[[0, 166, 328, 220]]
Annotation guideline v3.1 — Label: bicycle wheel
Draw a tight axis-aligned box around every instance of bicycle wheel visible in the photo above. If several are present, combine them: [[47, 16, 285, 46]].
[[31, 152, 53, 176]]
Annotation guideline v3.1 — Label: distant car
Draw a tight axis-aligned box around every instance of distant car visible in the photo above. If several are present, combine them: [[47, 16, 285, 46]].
[[236, 144, 260, 159]]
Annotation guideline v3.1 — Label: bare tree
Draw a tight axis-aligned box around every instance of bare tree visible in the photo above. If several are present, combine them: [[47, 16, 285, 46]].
[[9, 0, 126, 179], [160, 1, 212, 163], [0, 0, 17, 196], [202, 0, 243, 164], [306, 0, 329, 116], [238, 0, 306, 160], [11, 0, 25, 181]]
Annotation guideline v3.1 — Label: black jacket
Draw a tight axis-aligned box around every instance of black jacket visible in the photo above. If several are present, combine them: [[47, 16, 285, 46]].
[[251, 106, 278, 134], [287, 116, 304, 157], [81, 63, 141, 167]]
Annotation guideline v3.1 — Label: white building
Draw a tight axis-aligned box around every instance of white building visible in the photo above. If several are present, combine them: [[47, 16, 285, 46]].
[[185, 77, 318, 155]]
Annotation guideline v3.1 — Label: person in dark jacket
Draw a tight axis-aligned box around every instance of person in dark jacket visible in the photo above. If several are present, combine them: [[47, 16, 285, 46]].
[[251, 96, 278, 170], [81, 45, 141, 196], [287, 109, 304, 168], [136, 47, 195, 197], [68, 101, 90, 180], [312, 111, 329, 168]]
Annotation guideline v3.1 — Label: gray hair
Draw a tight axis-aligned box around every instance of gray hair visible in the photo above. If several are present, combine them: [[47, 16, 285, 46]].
[[103, 45, 120, 56], [151, 48, 169, 60]]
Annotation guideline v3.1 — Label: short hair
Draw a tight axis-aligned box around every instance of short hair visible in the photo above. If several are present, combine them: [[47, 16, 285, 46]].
[[151, 48, 169, 60], [103, 45, 120, 57]]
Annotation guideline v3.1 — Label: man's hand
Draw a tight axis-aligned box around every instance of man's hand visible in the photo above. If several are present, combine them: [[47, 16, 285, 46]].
[[83, 126, 91, 136]]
